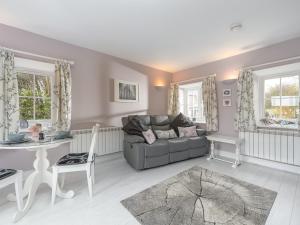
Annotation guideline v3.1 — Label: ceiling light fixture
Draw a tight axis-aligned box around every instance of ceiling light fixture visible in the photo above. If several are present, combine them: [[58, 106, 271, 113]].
[[230, 23, 243, 32]]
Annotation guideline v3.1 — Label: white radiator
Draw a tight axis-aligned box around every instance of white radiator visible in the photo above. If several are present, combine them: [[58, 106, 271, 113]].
[[70, 127, 124, 156], [239, 129, 300, 166]]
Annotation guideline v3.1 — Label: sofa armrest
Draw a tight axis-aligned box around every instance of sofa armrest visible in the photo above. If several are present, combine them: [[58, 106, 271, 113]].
[[124, 134, 145, 143], [196, 129, 206, 136]]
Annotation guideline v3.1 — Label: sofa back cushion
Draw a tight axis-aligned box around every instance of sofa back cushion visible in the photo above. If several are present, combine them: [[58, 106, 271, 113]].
[[128, 115, 150, 125], [152, 124, 170, 131], [170, 113, 194, 135], [123, 116, 148, 137], [150, 115, 170, 126]]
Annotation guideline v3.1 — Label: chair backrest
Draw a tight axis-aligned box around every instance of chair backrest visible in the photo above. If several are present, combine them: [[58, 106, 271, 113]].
[[88, 124, 100, 162]]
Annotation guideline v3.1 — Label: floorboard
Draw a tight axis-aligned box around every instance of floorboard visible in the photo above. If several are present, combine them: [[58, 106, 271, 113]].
[[0, 152, 299, 225]]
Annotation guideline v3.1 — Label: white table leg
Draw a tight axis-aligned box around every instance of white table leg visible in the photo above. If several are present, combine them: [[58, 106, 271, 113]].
[[207, 140, 215, 160], [9, 148, 74, 222]]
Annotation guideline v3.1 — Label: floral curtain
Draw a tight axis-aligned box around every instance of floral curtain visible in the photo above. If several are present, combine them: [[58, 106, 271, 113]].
[[0, 50, 19, 140], [52, 61, 72, 131], [202, 75, 218, 131], [234, 69, 256, 131], [167, 83, 179, 116]]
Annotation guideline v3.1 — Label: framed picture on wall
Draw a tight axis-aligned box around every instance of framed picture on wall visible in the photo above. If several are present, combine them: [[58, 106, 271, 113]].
[[114, 79, 139, 102], [223, 99, 232, 107], [223, 88, 232, 97]]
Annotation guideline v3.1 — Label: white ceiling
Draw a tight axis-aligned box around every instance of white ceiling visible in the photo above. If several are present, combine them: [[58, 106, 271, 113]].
[[1, 0, 300, 73]]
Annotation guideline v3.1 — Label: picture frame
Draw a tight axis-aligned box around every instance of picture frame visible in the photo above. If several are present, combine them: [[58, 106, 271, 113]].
[[223, 99, 232, 107], [114, 79, 139, 102], [223, 88, 232, 97]]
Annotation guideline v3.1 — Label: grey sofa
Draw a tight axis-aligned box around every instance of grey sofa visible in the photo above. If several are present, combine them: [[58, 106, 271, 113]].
[[122, 115, 209, 170]]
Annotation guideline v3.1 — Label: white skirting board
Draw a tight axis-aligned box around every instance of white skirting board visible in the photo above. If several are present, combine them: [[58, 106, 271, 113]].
[[214, 149, 300, 175]]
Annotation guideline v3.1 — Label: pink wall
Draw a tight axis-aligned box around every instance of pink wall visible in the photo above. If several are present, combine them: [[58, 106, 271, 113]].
[[173, 37, 300, 150], [0, 23, 171, 169]]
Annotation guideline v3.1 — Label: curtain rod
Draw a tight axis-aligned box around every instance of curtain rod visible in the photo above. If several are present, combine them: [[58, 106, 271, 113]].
[[0, 46, 75, 65], [243, 55, 300, 70], [171, 74, 216, 85]]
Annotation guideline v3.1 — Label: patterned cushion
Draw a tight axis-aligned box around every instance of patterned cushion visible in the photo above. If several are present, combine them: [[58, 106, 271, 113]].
[[154, 129, 177, 139], [57, 153, 94, 166], [142, 129, 156, 144], [0, 169, 17, 180], [178, 126, 198, 137]]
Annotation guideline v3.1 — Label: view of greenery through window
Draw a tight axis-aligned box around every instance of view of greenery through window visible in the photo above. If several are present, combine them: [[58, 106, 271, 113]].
[[264, 75, 299, 121], [17, 72, 51, 120]]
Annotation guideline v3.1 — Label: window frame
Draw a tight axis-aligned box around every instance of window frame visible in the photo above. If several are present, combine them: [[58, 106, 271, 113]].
[[257, 71, 300, 127], [179, 82, 205, 123], [15, 67, 54, 127]]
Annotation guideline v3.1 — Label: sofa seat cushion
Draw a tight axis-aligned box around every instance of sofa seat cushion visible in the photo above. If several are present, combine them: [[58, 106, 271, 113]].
[[188, 136, 208, 149], [144, 140, 169, 157], [168, 138, 189, 153]]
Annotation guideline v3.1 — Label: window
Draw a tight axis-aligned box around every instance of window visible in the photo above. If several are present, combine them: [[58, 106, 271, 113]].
[[14, 57, 55, 126], [179, 82, 205, 123], [17, 72, 52, 121], [256, 63, 300, 129]]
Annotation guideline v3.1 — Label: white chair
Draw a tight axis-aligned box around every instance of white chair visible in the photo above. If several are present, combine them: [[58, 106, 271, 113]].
[[0, 169, 23, 218], [51, 124, 99, 205]]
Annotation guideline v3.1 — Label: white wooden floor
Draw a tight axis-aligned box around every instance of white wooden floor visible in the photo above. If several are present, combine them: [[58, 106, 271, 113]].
[[0, 153, 299, 225]]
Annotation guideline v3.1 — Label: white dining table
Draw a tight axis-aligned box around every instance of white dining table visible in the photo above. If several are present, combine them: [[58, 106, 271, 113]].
[[0, 138, 74, 221]]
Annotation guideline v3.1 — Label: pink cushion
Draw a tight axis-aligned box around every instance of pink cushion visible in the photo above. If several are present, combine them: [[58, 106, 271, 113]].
[[142, 129, 156, 144], [178, 126, 198, 137]]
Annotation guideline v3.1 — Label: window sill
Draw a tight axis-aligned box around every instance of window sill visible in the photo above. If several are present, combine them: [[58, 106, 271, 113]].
[[257, 125, 299, 131]]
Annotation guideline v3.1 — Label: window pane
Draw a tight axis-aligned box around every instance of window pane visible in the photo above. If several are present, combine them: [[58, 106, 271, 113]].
[[17, 73, 34, 96], [264, 78, 280, 119], [187, 89, 199, 121], [265, 98, 280, 119], [281, 76, 299, 120], [19, 97, 34, 120], [179, 89, 184, 113], [35, 98, 51, 120], [281, 76, 299, 96], [35, 75, 51, 97]]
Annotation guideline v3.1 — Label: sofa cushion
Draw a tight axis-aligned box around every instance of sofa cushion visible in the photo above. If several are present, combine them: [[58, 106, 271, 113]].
[[144, 140, 169, 157], [196, 129, 206, 136], [188, 136, 208, 149], [128, 115, 151, 126], [154, 129, 177, 139], [152, 124, 170, 131], [171, 113, 194, 135], [142, 129, 156, 144], [150, 115, 170, 125], [168, 138, 188, 152], [178, 126, 198, 137], [123, 116, 148, 137]]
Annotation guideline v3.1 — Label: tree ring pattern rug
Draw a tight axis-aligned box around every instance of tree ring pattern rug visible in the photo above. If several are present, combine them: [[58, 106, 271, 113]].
[[121, 166, 277, 225]]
